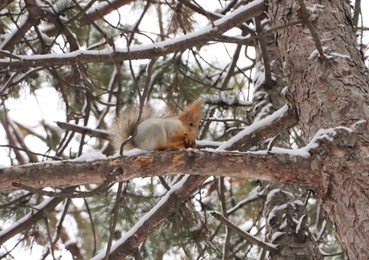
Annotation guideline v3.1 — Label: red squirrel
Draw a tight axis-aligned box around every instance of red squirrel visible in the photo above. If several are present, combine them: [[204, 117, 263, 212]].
[[111, 99, 204, 152]]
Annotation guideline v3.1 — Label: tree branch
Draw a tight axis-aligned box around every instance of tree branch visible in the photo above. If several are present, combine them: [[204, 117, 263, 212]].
[[92, 175, 209, 259], [0, 193, 69, 245], [0, 148, 317, 193], [56, 121, 110, 139], [219, 104, 298, 151], [0, 0, 266, 70], [211, 211, 277, 253]]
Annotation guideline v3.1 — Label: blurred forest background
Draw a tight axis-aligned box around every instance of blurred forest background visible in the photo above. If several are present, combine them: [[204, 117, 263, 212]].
[[0, 0, 368, 259]]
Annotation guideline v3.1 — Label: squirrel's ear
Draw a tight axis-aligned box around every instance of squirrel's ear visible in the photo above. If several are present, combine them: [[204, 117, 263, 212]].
[[179, 99, 205, 122]]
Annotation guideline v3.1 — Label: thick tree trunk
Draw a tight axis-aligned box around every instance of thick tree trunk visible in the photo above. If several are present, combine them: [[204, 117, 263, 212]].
[[252, 14, 321, 259], [267, 0, 369, 258]]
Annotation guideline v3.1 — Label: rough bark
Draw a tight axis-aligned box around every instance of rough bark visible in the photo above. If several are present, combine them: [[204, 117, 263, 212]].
[[252, 13, 322, 259], [267, 0, 369, 258], [0, 149, 316, 193]]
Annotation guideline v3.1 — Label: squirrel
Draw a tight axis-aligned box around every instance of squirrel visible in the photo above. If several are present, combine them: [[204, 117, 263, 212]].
[[110, 99, 204, 152]]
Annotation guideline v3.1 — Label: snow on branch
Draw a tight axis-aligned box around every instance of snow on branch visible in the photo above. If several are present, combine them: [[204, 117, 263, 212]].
[[56, 121, 110, 139], [92, 175, 207, 259], [218, 104, 297, 151], [0, 0, 265, 70], [2, 108, 357, 196], [0, 195, 67, 245], [0, 149, 316, 194]]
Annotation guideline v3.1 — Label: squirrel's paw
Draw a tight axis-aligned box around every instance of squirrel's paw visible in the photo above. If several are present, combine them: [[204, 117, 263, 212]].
[[184, 135, 196, 149]]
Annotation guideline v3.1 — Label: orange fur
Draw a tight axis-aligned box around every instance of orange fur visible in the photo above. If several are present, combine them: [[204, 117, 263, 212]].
[[111, 99, 205, 152]]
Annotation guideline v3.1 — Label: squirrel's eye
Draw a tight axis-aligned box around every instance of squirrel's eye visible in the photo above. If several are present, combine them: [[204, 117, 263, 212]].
[[189, 122, 194, 127]]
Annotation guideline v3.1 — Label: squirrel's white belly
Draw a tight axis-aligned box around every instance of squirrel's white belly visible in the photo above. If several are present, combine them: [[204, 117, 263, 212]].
[[134, 118, 181, 150]]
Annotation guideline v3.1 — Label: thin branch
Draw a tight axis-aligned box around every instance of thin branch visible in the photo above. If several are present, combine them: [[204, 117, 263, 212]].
[[0, 235, 24, 259], [218, 177, 231, 259], [41, 199, 71, 260], [219, 42, 243, 90], [0, 109, 27, 165], [127, 0, 152, 46], [297, 0, 325, 59], [212, 19, 303, 45], [158, 176, 171, 191], [0, 3, 37, 52], [43, 217, 56, 260], [255, 18, 273, 87], [211, 211, 278, 253], [84, 198, 98, 257], [219, 104, 297, 151], [80, 0, 135, 26], [0, 145, 63, 161], [0, 189, 73, 245], [227, 189, 264, 215], [44, 0, 135, 36], [178, 0, 253, 35], [56, 121, 110, 140], [105, 182, 124, 260], [0, 0, 266, 70], [0, 192, 32, 210], [0, 50, 21, 59]]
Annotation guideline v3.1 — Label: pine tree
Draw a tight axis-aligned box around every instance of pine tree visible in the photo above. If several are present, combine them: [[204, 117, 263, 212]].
[[0, 0, 368, 259]]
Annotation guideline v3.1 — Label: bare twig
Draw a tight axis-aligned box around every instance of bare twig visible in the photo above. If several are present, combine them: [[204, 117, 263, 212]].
[[211, 211, 277, 253], [255, 18, 273, 87], [158, 176, 171, 191], [219, 42, 243, 90], [297, 0, 325, 59], [127, 0, 152, 46], [84, 198, 98, 257], [56, 121, 110, 139], [105, 182, 124, 260], [43, 217, 55, 260], [227, 189, 264, 215], [0, 145, 63, 161], [217, 177, 231, 259]]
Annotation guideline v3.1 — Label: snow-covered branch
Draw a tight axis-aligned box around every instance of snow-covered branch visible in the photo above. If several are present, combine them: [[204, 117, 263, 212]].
[[219, 104, 298, 151], [0, 196, 66, 245], [92, 175, 207, 259], [2, 107, 354, 196], [0, 0, 265, 70], [0, 148, 316, 193]]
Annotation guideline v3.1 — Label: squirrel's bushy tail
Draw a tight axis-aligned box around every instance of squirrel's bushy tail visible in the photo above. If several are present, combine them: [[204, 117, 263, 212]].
[[110, 105, 176, 152]]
